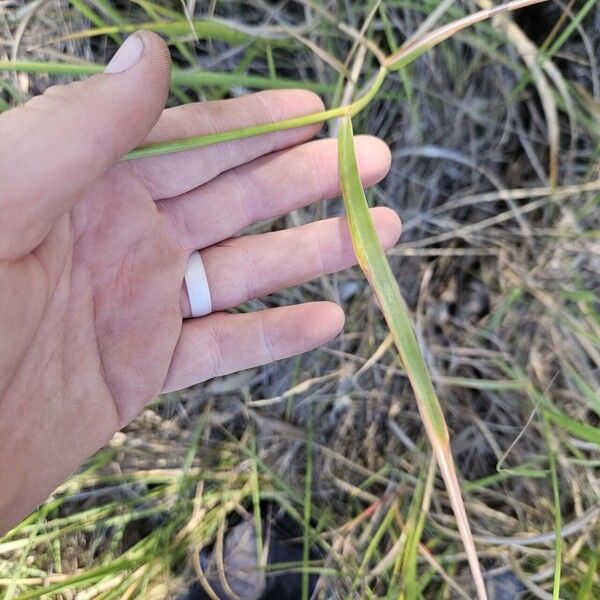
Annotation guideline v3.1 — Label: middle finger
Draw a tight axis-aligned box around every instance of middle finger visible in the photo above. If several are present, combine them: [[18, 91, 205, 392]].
[[158, 135, 391, 251]]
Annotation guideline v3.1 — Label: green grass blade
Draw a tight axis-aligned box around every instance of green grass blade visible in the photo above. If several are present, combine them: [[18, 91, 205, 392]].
[[89, 0, 127, 27], [402, 458, 435, 600], [338, 117, 447, 442], [0, 60, 382, 162], [384, 0, 550, 71], [249, 432, 264, 578], [544, 0, 597, 60], [546, 409, 600, 445], [121, 66, 386, 160], [68, 0, 123, 44], [0, 61, 331, 94], [565, 367, 600, 418], [50, 19, 252, 45], [543, 415, 562, 600], [134, 1, 196, 67], [338, 115, 487, 600], [575, 548, 598, 600], [4, 506, 51, 600]]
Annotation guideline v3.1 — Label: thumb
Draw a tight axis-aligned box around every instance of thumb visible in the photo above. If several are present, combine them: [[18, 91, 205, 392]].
[[0, 31, 171, 260]]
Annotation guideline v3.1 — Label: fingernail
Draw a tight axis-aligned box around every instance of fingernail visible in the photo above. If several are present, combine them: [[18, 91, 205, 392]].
[[105, 33, 144, 74]]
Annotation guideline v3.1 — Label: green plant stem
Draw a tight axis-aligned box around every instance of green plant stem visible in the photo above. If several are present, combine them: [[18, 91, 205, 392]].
[[0, 60, 331, 94], [118, 70, 383, 159], [121, 66, 388, 160], [543, 414, 562, 600], [53, 19, 251, 45], [0, 60, 386, 160]]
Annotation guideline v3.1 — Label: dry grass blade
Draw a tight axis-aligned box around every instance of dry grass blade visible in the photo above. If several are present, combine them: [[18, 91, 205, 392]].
[[279, 26, 350, 79], [337, 115, 488, 600], [384, 0, 550, 71]]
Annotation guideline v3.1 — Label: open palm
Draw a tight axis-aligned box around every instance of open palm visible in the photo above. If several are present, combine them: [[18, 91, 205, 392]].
[[0, 32, 400, 532]]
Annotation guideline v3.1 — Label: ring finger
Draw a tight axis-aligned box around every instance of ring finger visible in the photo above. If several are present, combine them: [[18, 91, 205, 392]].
[[180, 206, 401, 317]]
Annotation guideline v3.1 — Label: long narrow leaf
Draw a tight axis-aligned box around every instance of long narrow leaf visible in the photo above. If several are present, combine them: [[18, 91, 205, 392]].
[[48, 19, 251, 45], [542, 415, 562, 600], [0, 61, 330, 94], [338, 116, 488, 600], [546, 409, 600, 445], [68, 0, 122, 44], [575, 549, 598, 600]]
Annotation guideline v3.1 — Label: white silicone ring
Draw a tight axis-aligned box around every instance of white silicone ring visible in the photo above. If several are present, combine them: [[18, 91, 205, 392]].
[[184, 251, 212, 317]]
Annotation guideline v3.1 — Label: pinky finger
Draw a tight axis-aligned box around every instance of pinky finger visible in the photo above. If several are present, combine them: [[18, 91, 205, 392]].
[[162, 302, 345, 393]]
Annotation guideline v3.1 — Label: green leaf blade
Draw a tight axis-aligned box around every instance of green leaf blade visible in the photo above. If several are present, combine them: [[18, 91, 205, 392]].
[[338, 115, 488, 600], [338, 116, 447, 443], [546, 409, 600, 445]]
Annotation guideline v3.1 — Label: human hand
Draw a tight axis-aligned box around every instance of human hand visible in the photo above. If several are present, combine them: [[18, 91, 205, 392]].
[[0, 32, 400, 533]]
